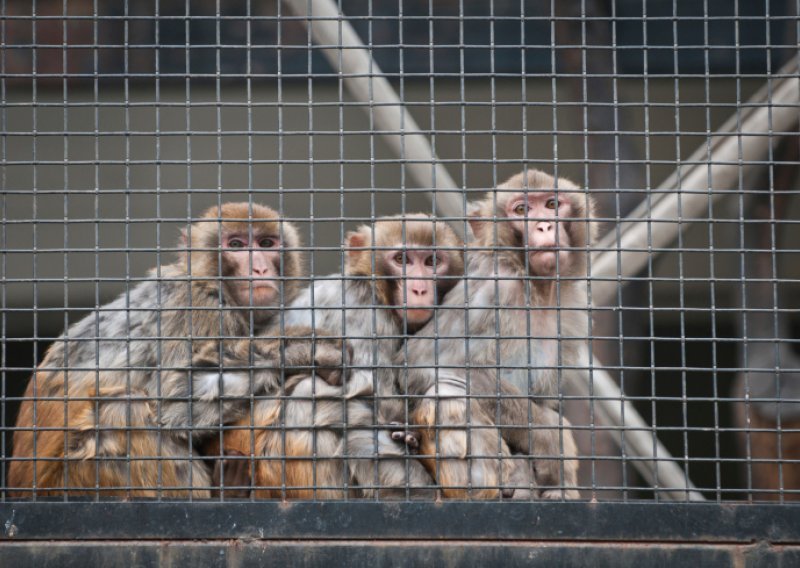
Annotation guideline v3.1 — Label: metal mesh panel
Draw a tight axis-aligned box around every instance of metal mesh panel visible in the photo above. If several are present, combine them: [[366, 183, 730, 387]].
[[1, 0, 799, 511]]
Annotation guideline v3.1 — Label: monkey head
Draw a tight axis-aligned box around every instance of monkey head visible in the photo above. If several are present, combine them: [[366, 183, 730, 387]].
[[469, 169, 595, 278], [182, 202, 304, 309], [345, 215, 464, 329]]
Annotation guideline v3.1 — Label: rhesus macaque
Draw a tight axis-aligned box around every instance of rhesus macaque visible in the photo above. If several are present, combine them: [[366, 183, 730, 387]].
[[401, 169, 594, 499], [9, 202, 347, 498], [208, 215, 464, 498]]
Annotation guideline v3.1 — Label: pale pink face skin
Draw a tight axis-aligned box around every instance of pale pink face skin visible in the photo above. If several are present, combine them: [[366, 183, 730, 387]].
[[223, 233, 282, 306], [506, 192, 572, 276], [384, 248, 451, 326]]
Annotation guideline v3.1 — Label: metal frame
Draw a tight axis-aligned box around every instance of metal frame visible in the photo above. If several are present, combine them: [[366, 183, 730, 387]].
[[2, 1, 800, 561]]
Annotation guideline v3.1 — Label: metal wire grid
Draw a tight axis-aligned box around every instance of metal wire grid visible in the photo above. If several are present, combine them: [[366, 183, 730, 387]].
[[0, 0, 798, 503]]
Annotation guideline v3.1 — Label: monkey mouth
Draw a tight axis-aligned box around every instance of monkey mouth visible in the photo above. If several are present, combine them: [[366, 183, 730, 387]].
[[242, 281, 279, 291], [400, 307, 434, 325], [528, 249, 564, 275]]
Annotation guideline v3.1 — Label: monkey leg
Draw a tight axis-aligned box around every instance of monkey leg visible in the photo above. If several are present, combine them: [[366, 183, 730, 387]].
[[214, 376, 349, 500], [413, 382, 514, 499], [344, 400, 435, 499], [12, 384, 211, 498], [496, 395, 580, 500]]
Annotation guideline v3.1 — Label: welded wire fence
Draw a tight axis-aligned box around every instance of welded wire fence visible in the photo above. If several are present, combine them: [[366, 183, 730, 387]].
[[1, 0, 799, 513]]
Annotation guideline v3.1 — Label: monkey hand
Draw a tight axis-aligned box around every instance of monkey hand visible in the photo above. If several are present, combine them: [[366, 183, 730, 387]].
[[389, 422, 421, 454], [282, 332, 353, 387]]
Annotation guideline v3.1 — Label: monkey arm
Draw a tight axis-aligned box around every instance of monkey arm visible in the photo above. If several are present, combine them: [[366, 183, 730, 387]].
[[157, 327, 352, 435]]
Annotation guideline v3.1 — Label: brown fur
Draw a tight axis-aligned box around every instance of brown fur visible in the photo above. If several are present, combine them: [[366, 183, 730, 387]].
[[345, 215, 464, 323], [9, 202, 305, 498], [404, 169, 593, 499], [209, 215, 464, 498]]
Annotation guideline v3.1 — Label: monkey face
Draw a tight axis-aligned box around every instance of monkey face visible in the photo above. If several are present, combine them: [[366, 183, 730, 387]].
[[384, 248, 451, 327], [222, 232, 283, 306], [505, 192, 573, 276]]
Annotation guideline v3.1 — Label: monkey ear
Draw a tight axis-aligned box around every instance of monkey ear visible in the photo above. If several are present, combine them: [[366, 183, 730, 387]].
[[467, 204, 488, 241], [345, 231, 367, 259], [179, 228, 189, 247]]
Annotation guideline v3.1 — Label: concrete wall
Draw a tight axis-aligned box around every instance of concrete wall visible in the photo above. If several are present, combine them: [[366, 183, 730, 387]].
[[3, 77, 799, 335]]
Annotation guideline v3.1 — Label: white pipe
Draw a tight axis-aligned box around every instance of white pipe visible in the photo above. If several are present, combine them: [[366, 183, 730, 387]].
[[568, 357, 706, 501], [591, 59, 800, 307], [283, 0, 467, 238]]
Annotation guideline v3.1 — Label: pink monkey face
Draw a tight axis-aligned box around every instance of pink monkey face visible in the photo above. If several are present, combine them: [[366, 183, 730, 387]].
[[506, 192, 573, 276], [384, 248, 451, 327], [223, 233, 283, 306]]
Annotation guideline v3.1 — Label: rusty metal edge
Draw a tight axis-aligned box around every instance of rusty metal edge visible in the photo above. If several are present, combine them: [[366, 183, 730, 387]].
[[1, 502, 800, 543]]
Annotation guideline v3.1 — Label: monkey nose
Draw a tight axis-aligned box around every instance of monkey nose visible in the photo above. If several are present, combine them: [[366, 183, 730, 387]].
[[410, 283, 428, 296]]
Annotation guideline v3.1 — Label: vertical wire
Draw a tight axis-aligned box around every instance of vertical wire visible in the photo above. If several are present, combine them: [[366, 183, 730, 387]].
[[0, 0, 6, 499], [276, 0, 287, 501], [243, 0, 254, 501], [89, 0, 101, 501], [486, 0, 498, 498], [399, 0, 410, 496], [643, 0, 658, 503], [61, 0, 79, 497], [608, 0, 626, 500], [153, 0, 165, 498], [519, 0, 535, 499], [671, 0, 691, 502], [577, 0, 596, 501], [214, 0, 226, 499], [763, 0, 784, 503], [29, 0, 42, 500], [335, 0, 348, 497], [59, 0, 71, 496], [733, 0, 754, 503], [182, 0, 195, 501], [701, 0, 722, 503], [366, 0, 379, 500], [305, 0, 319, 500], [122, 0, 134, 499]]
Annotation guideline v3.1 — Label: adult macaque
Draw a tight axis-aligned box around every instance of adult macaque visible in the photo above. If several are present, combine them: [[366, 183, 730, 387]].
[[208, 215, 464, 498], [9, 202, 346, 498], [401, 169, 593, 499]]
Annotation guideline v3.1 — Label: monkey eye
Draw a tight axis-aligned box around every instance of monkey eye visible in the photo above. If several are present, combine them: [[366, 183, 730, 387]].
[[545, 198, 558, 210], [513, 203, 527, 216], [424, 255, 435, 267], [258, 237, 276, 248], [227, 238, 246, 249], [393, 252, 405, 265]]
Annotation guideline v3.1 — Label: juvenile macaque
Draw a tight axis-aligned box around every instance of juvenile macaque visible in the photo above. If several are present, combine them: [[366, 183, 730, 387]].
[[401, 169, 594, 499], [9, 203, 345, 498], [209, 215, 464, 498]]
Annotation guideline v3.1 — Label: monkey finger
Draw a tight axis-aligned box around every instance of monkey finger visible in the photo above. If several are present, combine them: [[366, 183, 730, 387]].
[[389, 422, 421, 453], [315, 366, 343, 387]]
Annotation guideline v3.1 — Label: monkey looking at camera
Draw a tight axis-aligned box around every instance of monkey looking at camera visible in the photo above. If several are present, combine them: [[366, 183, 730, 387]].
[[401, 169, 593, 499], [205, 215, 464, 498], [9, 202, 347, 498]]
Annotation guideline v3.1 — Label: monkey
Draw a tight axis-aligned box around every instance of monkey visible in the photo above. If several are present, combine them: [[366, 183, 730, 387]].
[[204, 215, 465, 498], [8, 202, 347, 498], [400, 169, 594, 500]]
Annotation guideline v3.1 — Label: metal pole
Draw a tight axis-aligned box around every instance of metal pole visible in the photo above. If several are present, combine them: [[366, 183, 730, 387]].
[[591, 59, 800, 306], [283, 0, 466, 238]]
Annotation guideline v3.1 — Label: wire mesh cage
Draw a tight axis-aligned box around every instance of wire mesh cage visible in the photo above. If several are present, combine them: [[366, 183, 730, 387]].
[[1, 0, 800, 552]]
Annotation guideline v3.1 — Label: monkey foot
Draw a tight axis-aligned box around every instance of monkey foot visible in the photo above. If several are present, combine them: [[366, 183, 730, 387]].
[[211, 449, 251, 498], [389, 422, 421, 453], [539, 488, 581, 500]]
